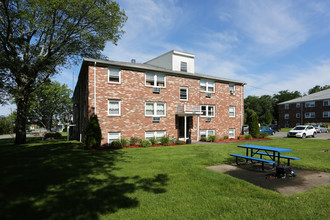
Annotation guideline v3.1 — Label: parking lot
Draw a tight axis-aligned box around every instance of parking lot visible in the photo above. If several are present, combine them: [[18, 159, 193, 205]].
[[273, 131, 330, 140]]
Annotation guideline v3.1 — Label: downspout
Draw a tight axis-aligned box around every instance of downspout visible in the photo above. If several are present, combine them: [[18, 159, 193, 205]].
[[241, 83, 244, 134], [94, 62, 97, 114]]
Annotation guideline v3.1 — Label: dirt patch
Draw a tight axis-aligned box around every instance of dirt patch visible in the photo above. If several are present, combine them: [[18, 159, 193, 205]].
[[207, 164, 330, 195]]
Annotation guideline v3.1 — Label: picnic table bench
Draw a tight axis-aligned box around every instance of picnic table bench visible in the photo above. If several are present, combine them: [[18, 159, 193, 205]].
[[230, 145, 300, 170]]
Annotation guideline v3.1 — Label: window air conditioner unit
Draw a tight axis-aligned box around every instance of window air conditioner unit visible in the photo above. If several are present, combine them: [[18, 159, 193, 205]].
[[205, 117, 211, 122], [230, 90, 235, 95], [153, 87, 161, 94], [206, 92, 211, 98], [152, 117, 160, 123]]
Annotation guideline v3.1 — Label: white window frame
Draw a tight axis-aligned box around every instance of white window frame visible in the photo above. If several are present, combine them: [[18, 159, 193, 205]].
[[285, 104, 289, 110], [305, 101, 315, 108], [108, 132, 121, 143], [323, 100, 330, 106], [108, 100, 121, 116], [108, 68, 121, 84], [296, 103, 301, 108], [200, 105, 215, 117], [145, 73, 166, 88], [200, 129, 215, 138], [145, 131, 166, 140], [200, 80, 215, 93], [229, 128, 235, 139], [180, 61, 187, 72], [229, 84, 235, 93], [323, 111, 330, 118], [296, 113, 300, 118], [179, 87, 188, 101], [305, 112, 315, 118], [145, 102, 166, 117], [284, 114, 289, 119], [229, 106, 236, 117]]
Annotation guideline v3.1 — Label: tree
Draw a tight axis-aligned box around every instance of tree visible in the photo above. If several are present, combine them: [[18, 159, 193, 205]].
[[0, 0, 127, 144], [84, 114, 102, 149], [308, 85, 330, 94], [248, 111, 259, 138], [28, 80, 72, 131], [263, 109, 273, 125]]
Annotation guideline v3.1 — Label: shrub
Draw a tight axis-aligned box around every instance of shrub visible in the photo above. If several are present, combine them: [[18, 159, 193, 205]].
[[139, 139, 151, 148], [248, 111, 260, 138], [208, 135, 217, 142], [130, 136, 139, 146], [175, 140, 185, 145], [260, 132, 269, 138], [224, 135, 229, 139], [237, 135, 244, 140], [84, 114, 102, 149], [44, 132, 62, 139], [111, 140, 122, 149], [200, 137, 207, 142], [160, 136, 170, 146], [244, 134, 252, 139], [120, 138, 129, 147], [149, 137, 158, 145]]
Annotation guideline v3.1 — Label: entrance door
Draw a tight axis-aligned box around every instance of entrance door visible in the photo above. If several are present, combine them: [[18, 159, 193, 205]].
[[177, 116, 193, 138]]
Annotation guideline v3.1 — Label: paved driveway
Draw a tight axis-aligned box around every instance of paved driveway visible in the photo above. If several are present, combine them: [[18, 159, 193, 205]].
[[273, 132, 330, 140]]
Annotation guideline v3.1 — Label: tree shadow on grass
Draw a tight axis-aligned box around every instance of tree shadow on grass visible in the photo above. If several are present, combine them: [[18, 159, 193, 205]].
[[0, 139, 169, 219]]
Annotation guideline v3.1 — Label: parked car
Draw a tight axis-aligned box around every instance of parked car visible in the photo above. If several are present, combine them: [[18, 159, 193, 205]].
[[287, 125, 316, 138], [260, 126, 275, 135], [267, 124, 280, 132], [312, 125, 328, 133]]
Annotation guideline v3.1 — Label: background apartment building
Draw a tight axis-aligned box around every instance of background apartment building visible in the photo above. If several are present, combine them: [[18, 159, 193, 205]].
[[278, 89, 330, 128], [72, 50, 246, 145]]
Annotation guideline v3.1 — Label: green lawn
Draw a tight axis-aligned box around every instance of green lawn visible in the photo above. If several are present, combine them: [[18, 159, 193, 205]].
[[0, 137, 329, 219]]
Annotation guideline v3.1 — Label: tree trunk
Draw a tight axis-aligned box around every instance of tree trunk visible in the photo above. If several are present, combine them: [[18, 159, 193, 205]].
[[15, 87, 29, 144]]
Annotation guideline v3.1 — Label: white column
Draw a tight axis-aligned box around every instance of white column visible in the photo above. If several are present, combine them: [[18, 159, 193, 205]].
[[197, 115, 200, 141], [184, 116, 187, 141]]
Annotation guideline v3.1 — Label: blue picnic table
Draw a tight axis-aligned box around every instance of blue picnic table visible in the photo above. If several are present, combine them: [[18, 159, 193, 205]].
[[230, 144, 300, 170]]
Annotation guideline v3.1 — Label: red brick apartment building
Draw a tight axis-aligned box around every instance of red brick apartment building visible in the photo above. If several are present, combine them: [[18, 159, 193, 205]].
[[72, 50, 246, 145], [278, 89, 330, 128]]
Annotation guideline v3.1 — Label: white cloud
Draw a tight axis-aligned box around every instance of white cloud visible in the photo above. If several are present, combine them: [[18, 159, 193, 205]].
[[234, 0, 308, 54]]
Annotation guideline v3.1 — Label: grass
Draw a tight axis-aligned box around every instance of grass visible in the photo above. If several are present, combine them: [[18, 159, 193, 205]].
[[0, 137, 329, 219]]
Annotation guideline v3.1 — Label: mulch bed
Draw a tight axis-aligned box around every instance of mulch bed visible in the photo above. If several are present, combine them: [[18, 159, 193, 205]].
[[201, 137, 271, 144]]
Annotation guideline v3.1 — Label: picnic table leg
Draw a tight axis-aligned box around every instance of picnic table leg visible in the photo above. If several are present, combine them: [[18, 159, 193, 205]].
[[246, 148, 249, 163], [273, 151, 276, 168], [277, 153, 281, 165], [287, 159, 290, 166]]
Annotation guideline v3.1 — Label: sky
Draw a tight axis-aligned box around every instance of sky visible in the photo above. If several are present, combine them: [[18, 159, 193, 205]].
[[2, 0, 330, 116]]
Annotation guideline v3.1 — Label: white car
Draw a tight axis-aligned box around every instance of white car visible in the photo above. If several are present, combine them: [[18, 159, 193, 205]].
[[287, 125, 317, 138]]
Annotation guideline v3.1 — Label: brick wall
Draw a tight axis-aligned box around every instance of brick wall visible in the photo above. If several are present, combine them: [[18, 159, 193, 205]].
[[75, 63, 244, 145]]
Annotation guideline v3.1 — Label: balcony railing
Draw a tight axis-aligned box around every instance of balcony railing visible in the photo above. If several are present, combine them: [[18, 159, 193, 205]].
[[176, 105, 202, 116]]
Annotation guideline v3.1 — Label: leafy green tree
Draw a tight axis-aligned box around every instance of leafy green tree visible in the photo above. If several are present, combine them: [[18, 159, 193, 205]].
[[308, 85, 330, 94], [263, 109, 273, 125], [85, 114, 102, 149], [0, 0, 127, 144], [28, 81, 72, 131], [248, 111, 259, 138]]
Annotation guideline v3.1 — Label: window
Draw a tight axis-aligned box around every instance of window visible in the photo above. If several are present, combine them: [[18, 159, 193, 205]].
[[108, 68, 121, 83], [296, 103, 301, 108], [201, 105, 215, 117], [108, 132, 121, 143], [108, 100, 121, 116], [305, 102, 315, 108], [200, 80, 215, 92], [285, 104, 289, 109], [305, 112, 315, 118], [146, 73, 166, 87], [296, 113, 300, 118], [284, 114, 289, 119], [229, 106, 236, 117], [229, 84, 235, 94], [180, 87, 188, 101], [145, 102, 166, 116], [323, 100, 330, 106], [323, 111, 330, 118], [180, 61, 187, 72], [145, 131, 166, 140], [200, 129, 215, 138], [229, 128, 235, 139]]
